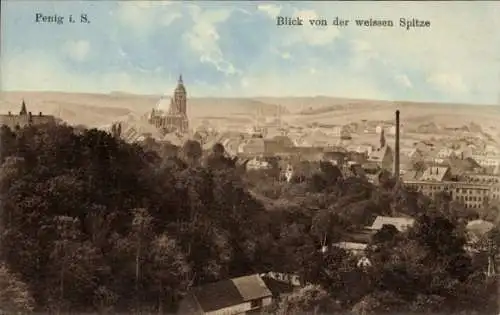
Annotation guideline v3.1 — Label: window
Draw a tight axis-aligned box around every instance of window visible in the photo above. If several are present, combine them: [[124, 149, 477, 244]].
[[251, 299, 263, 309]]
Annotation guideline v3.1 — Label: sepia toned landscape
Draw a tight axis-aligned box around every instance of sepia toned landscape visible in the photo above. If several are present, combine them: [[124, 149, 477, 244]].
[[2, 0, 500, 314], [2, 90, 500, 133]]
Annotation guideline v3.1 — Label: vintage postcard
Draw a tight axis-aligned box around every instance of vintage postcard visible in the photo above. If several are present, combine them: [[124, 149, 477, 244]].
[[1, 0, 499, 314]]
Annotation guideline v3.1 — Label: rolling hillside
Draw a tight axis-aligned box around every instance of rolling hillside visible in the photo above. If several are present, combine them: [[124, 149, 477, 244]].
[[1, 91, 499, 138]]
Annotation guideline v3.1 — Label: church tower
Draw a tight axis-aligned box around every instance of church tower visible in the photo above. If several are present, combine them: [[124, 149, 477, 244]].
[[149, 74, 189, 134], [174, 75, 187, 115], [380, 127, 386, 148], [20, 99, 27, 116]]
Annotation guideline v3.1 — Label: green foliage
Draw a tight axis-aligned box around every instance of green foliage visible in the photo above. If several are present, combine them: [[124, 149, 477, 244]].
[[0, 124, 496, 315]]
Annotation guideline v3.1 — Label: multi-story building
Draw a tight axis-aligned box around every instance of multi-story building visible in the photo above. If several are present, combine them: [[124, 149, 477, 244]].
[[149, 75, 189, 134], [0, 100, 57, 129], [404, 166, 497, 209], [471, 154, 500, 168], [462, 173, 500, 185]]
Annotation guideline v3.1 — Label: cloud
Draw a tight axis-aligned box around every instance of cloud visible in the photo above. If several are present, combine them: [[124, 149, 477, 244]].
[[162, 12, 182, 26], [234, 64, 389, 100], [2, 51, 93, 92], [114, 2, 182, 35], [184, 6, 239, 75], [114, 3, 156, 35], [1, 51, 172, 94], [427, 73, 468, 94], [395, 74, 413, 88], [290, 1, 500, 103], [2, 1, 499, 104], [257, 4, 281, 18], [278, 9, 341, 47], [281, 52, 292, 60], [270, 47, 293, 60], [348, 40, 380, 71], [62, 40, 91, 62]]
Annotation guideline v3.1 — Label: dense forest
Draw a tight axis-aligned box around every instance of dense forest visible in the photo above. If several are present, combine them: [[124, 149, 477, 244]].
[[0, 123, 498, 314]]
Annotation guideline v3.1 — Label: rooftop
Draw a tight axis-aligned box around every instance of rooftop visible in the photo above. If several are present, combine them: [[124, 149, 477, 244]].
[[190, 274, 272, 312], [419, 166, 450, 182], [369, 216, 415, 232]]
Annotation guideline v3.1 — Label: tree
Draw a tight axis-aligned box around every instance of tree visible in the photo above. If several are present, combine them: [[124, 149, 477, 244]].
[[351, 291, 406, 315], [131, 208, 153, 311], [47, 216, 108, 313], [372, 224, 399, 244], [146, 234, 191, 313], [181, 140, 202, 166], [0, 263, 35, 313], [276, 284, 339, 315], [310, 210, 345, 247]]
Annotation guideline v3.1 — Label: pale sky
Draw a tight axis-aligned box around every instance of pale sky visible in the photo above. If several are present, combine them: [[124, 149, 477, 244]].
[[1, 1, 499, 104]]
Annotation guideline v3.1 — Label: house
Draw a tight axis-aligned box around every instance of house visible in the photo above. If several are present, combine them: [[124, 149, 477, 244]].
[[260, 272, 302, 288], [260, 276, 296, 300], [330, 241, 374, 269], [368, 216, 415, 232], [332, 241, 368, 256], [177, 274, 273, 315], [328, 228, 376, 268]]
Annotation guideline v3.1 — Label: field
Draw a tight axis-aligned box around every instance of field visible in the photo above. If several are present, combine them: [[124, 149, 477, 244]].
[[1, 91, 499, 141]]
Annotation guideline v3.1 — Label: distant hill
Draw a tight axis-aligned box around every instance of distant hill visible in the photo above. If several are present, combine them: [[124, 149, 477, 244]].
[[1, 92, 499, 138]]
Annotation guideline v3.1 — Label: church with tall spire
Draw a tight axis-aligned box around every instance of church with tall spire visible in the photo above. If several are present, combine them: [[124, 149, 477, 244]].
[[0, 99, 57, 129], [366, 127, 394, 173], [149, 75, 189, 134]]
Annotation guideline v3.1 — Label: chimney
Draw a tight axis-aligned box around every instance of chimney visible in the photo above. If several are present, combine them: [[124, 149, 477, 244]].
[[8, 111, 11, 116], [39, 112, 42, 116], [394, 110, 400, 178]]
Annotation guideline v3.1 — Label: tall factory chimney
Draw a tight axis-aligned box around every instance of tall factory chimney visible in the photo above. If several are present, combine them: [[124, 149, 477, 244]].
[[394, 110, 400, 179]]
